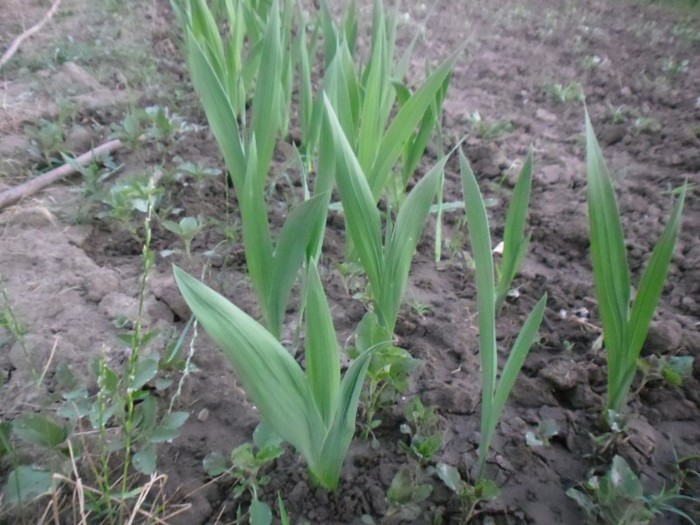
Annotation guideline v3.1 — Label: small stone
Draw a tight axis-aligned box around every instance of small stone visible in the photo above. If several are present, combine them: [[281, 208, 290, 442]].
[[197, 408, 209, 422], [539, 359, 587, 390], [535, 108, 557, 122], [643, 319, 683, 355]]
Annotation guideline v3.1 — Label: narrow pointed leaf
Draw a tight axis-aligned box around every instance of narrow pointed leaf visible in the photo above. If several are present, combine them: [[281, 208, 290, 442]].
[[323, 96, 384, 293], [497, 150, 534, 309], [305, 262, 340, 428], [314, 347, 374, 489], [173, 267, 320, 460], [586, 110, 631, 396], [369, 47, 461, 200], [184, 28, 246, 189], [460, 151, 497, 428], [267, 192, 329, 338], [381, 157, 446, 331]]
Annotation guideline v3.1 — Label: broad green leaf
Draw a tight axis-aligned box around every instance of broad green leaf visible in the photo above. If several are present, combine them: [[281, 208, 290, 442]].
[[305, 262, 340, 428], [250, 499, 273, 525], [203, 451, 228, 476], [491, 294, 547, 432], [133, 443, 157, 474], [2, 466, 55, 506], [239, 139, 274, 327], [250, 0, 282, 185], [173, 266, 321, 461], [150, 412, 190, 443], [624, 186, 686, 379], [12, 414, 68, 449], [436, 462, 463, 493]]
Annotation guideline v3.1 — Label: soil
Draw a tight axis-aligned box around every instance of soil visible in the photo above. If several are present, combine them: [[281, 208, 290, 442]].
[[0, 0, 699, 524]]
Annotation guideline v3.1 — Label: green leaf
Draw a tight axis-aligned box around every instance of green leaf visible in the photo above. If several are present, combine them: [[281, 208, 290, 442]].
[[250, 499, 273, 525], [313, 345, 374, 490], [436, 462, 462, 493], [0, 422, 13, 457], [460, 150, 497, 457], [12, 414, 68, 449], [323, 96, 384, 294], [133, 443, 157, 474], [131, 356, 159, 391], [585, 110, 631, 411], [368, 47, 460, 200], [203, 451, 228, 477], [2, 466, 55, 506], [305, 262, 340, 428], [267, 192, 329, 338], [496, 149, 534, 309], [173, 266, 321, 464], [381, 157, 445, 331], [150, 412, 189, 443]]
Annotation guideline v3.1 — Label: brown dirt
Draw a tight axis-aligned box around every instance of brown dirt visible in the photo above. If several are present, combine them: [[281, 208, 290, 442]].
[[0, 0, 698, 524]]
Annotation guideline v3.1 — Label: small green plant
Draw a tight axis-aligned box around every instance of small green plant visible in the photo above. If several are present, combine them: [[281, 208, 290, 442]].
[[25, 119, 67, 168], [468, 111, 515, 141], [635, 354, 694, 394], [436, 462, 500, 521], [162, 216, 206, 258], [398, 397, 442, 465], [548, 81, 585, 104], [567, 455, 699, 525], [525, 419, 560, 448], [584, 110, 686, 422], [460, 149, 546, 478], [203, 423, 284, 524], [98, 176, 165, 242], [352, 335, 422, 445], [661, 57, 690, 77], [385, 398, 443, 523], [174, 262, 374, 490]]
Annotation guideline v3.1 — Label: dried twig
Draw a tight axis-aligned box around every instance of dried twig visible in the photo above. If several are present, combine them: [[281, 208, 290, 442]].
[[0, 0, 64, 70], [0, 139, 124, 211]]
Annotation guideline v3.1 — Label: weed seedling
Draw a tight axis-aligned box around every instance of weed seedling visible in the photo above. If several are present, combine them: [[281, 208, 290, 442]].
[[386, 398, 443, 523], [567, 455, 699, 525], [203, 423, 284, 523], [547, 81, 585, 104], [162, 216, 206, 258], [435, 462, 499, 522]]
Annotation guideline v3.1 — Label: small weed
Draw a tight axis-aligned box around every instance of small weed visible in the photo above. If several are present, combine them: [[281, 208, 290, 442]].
[[468, 111, 515, 141], [547, 81, 585, 104], [582, 54, 606, 69], [567, 455, 699, 525], [203, 423, 284, 522], [25, 119, 67, 168], [661, 57, 690, 76], [162, 216, 207, 258], [636, 354, 694, 394], [399, 397, 443, 466], [633, 116, 663, 134], [525, 419, 561, 448], [352, 341, 422, 446], [436, 462, 500, 522]]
